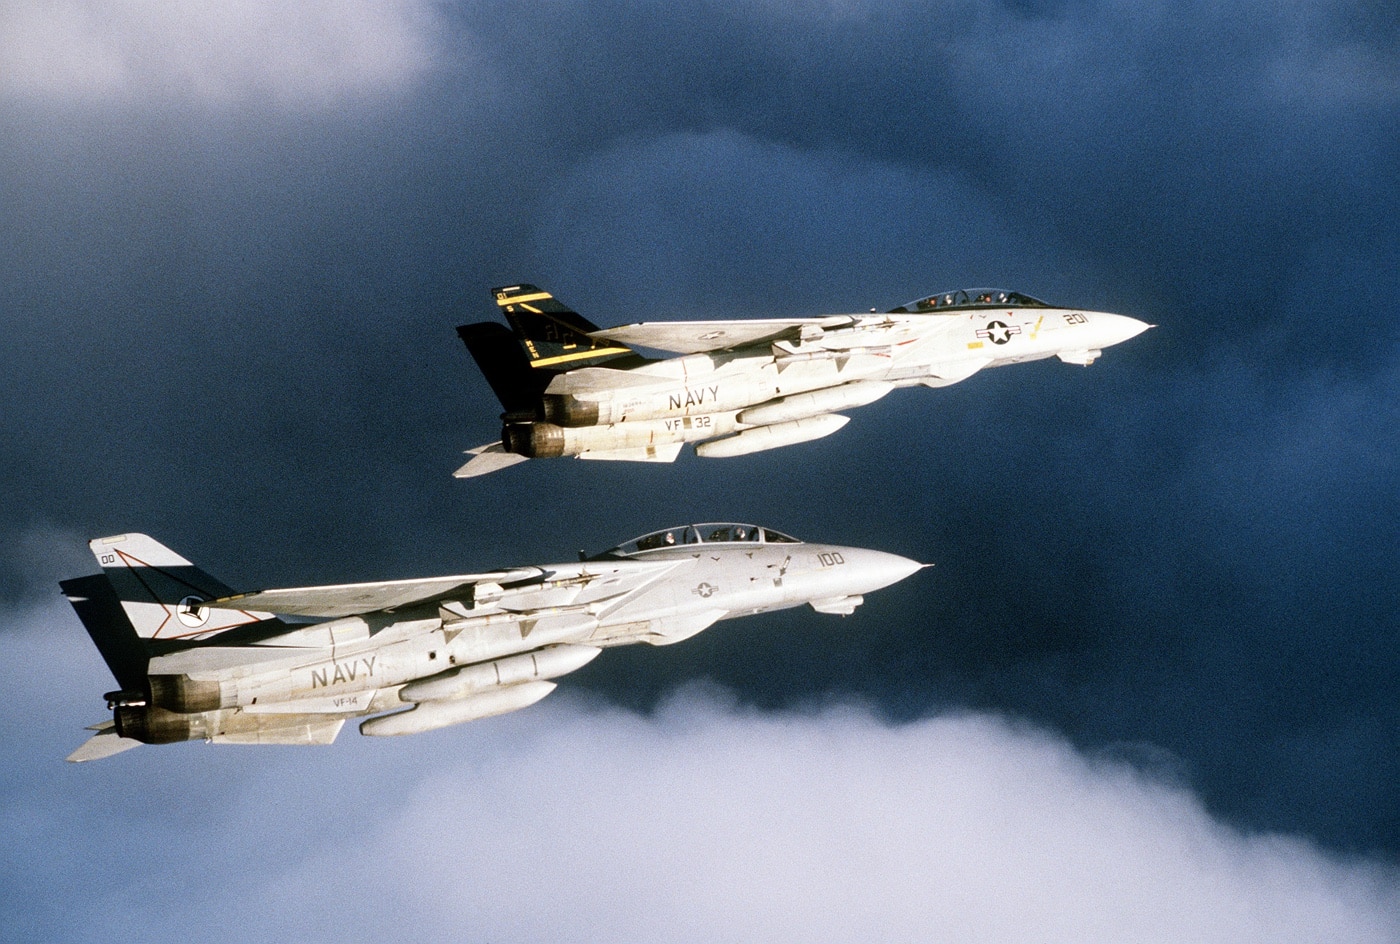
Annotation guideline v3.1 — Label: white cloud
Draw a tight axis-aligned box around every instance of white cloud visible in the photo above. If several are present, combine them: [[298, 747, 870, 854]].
[[0, 0, 442, 109], [4, 598, 1397, 944], [257, 695, 1395, 944]]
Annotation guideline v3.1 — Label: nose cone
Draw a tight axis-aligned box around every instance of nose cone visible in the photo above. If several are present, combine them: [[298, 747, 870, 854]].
[[838, 548, 927, 594], [1096, 312, 1154, 347]]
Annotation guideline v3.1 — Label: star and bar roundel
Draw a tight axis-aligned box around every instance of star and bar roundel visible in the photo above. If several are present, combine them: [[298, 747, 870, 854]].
[[976, 320, 1022, 345]]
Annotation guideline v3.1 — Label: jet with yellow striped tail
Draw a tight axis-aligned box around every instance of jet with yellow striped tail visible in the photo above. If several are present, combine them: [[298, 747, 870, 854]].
[[454, 284, 1151, 477]]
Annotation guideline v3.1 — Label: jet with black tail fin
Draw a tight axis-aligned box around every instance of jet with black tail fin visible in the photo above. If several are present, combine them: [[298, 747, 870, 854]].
[[453, 283, 1152, 476]]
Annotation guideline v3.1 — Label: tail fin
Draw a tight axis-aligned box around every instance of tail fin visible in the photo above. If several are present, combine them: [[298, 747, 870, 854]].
[[456, 321, 550, 418], [86, 534, 274, 640], [60, 574, 149, 691], [491, 284, 636, 370]]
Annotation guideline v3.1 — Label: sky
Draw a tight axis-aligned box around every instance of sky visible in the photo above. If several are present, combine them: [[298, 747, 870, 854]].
[[1, 1, 1397, 939]]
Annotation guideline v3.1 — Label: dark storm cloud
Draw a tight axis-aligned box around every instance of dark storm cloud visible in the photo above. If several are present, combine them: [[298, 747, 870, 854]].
[[528, 129, 1081, 314], [547, 0, 1399, 364], [1, 0, 1397, 881]]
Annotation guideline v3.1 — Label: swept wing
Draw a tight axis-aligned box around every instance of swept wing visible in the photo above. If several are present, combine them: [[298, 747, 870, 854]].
[[589, 316, 856, 355], [202, 557, 689, 619], [205, 568, 544, 618]]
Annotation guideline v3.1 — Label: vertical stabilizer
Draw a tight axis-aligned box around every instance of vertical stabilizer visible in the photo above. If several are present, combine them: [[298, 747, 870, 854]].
[[87, 534, 274, 640], [492, 284, 636, 370], [59, 574, 149, 690], [456, 321, 549, 417]]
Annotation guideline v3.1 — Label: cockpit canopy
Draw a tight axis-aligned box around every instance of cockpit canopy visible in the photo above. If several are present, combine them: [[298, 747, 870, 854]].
[[600, 522, 800, 557], [889, 288, 1051, 314]]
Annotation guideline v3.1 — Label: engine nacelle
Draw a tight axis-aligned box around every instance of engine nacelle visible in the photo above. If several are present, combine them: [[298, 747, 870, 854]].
[[114, 704, 202, 744], [147, 674, 227, 712], [501, 421, 567, 458], [541, 394, 600, 427]]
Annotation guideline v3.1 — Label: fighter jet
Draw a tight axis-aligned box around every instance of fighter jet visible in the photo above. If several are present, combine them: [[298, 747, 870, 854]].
[[61, 525, 923, 761], [454, 284, 1152, 476]]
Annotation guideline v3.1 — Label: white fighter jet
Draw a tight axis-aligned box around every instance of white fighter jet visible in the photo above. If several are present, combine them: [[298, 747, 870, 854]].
[[61, 525, 923, 761], [455, 284, 1152, 476]]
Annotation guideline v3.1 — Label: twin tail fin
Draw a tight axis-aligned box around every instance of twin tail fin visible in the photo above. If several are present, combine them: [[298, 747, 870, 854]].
[[457, 284, 641, 418], [82, 533, 276, 641], [490, 283, 634, 370]]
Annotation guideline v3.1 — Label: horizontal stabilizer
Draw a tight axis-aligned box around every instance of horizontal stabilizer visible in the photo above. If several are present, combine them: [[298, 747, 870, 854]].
[[67, 727, 143, 763], [455, 442, 531, 479]]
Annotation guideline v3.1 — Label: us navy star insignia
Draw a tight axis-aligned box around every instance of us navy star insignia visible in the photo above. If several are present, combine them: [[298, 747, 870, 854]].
[[977, 320, 1022, 345]]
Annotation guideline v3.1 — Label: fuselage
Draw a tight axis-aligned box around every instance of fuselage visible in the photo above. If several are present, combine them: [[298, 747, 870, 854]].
[[113, 525, 921, 745], [501, 291, 1151, 461]]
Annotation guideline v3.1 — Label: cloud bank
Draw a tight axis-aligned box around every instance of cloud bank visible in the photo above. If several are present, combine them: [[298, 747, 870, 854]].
[[3, 600, 1396, 943]]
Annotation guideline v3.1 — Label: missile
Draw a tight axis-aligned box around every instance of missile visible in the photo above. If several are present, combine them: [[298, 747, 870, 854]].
[[398, 644, 601, 702], [359, 680, 557, 737], [737, 380, 893, 426], [694, 413, 849, 458]]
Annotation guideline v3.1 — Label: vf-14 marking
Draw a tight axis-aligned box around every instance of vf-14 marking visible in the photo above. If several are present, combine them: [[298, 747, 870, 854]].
[[61, 524, 924, 761]]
